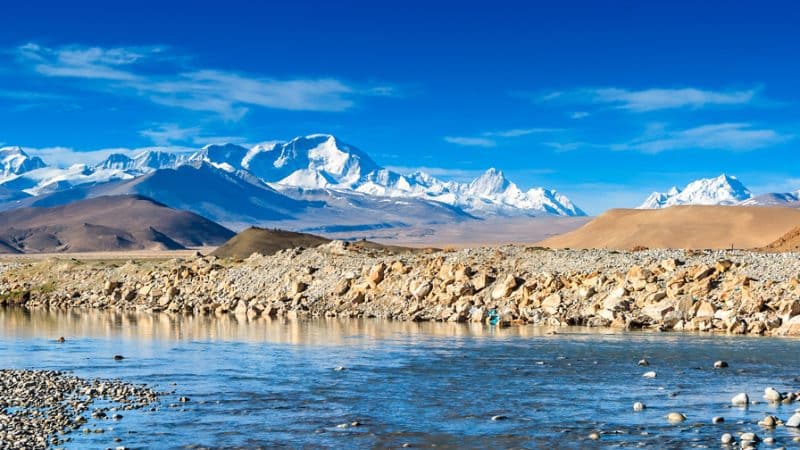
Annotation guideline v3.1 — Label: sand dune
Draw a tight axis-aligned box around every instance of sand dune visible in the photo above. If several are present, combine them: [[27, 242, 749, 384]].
[[538, 205, 800, 250]]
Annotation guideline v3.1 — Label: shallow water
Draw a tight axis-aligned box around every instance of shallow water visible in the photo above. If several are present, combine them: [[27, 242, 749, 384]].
[[1, 309, 800, 449]]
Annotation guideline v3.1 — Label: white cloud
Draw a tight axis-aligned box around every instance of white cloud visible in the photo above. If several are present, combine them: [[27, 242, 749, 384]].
[[140, 124, 201, 146], [443, 136, 496, 147], [481, 128, 561, 137], [539, 86, 759, 112], [615, 123, 792, 153], [14, 43, 393, 119], [570, 111, 589, 119], [444, 127, 561, 148]]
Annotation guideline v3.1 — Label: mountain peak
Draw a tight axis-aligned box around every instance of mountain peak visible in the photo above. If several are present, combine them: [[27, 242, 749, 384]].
[[638, 174, 752, 209], [469, 168, 510, 195], [0, 146, 46, 177]]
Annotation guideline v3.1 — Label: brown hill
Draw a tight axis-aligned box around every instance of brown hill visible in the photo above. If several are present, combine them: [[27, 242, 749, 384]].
[[759, 226, 800, 252], [211, 227, 439, 259], [0, 195, 234, 253], [538, 205, 800, 250], [211, 227, 332, 258]]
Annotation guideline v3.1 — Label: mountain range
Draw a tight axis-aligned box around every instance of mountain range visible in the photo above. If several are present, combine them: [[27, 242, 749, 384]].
[[637, 174, 800, 209], [0, 135, 584, 232]]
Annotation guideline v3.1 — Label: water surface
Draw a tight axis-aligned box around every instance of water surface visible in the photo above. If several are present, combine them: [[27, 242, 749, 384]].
[[1, 309, 799, 449]]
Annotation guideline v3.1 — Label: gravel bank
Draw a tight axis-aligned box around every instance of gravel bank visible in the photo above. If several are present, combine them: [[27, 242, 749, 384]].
[[0, 369, 160, 450], [2, 243, 800, 336]]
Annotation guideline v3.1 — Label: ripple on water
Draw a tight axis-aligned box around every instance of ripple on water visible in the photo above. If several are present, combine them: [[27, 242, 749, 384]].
[[1, 308, 800, 448]]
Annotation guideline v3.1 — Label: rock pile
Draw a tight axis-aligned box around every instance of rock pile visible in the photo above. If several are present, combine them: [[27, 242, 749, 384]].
[[0, 369, 160, 449], [2, 244, 800, 336]]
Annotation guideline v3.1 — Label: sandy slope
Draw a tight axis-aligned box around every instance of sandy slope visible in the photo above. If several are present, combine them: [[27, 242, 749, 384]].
[[538, 205, 800, 250]]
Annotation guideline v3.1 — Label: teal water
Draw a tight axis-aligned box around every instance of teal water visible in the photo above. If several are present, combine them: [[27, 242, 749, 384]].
[[1, 309, 799, 449]]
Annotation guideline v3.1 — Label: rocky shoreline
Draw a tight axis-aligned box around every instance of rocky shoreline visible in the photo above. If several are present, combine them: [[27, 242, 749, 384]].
[[1, 243, 800, 336], [0, 369, 161, 450]]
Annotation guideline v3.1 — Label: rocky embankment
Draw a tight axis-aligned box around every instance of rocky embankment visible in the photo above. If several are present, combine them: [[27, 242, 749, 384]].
[[2, 242, 800, 336], [0, 369, 160, 450]]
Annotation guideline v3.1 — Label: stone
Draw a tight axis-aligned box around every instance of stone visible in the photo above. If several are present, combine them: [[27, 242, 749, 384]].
[[113, 355, 125, 361], [694, 301, 716, 318], [786, 412, 800, 428], [714, 360, 728, 368], [633, 402, 646, 411], [491, 274, 518, 300], [740, 432, 760, 443], [637, 358, 649, 366], [764, 387, 783, 403], [541, 293, 562, 315], [642, 371, 656, 378], [367, 263, 386, 287], [411, 281, 432, 300], [720, 433, 733, 444], [666, 412, 686, 423], [491, 415, 508, 421], [758, 415, 778, 427], [731, 392, 749, 406], [588, 432, 600, 440], [712, 416, 724, 424]]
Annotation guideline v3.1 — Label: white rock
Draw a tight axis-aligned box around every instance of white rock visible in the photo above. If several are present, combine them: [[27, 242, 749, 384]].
[[720, 433, 733, 444], [786, 412, 800, 428], [633, 402, 646, 411], [731, 392, 749, 406], [642, 371, 656, 378], [764, 387, 782, 402]]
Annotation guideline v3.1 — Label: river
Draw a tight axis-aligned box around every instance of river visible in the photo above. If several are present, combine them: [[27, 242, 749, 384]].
[[1, 308, 799, 448]]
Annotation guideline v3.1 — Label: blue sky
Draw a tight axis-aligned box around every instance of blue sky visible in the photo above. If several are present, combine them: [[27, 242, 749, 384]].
[[2, 0, 799, 214]]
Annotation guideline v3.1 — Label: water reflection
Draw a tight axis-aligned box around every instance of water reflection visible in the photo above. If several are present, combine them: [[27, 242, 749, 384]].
[[0, 307, 578, 345]]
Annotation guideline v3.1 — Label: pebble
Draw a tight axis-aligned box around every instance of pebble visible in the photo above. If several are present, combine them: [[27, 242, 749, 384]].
[[113, 355, 125, 361], [588, 432, 600, 440], [740, 432, 760, 443], [179, 396, 190, 403], [731, 392, 749, 406], [714, 360, 728, 368], [785, 412, 800, 428], [633, 402, 646, 411], [642, 371, 656, 378], [491, 415, 508, 421], [0, 369, 161, 449], [721, 433, 734, 444], [763, 437, 775, 444], [712, 416, 724, 424], [758, 415, 778, 428], [764, 387, 782, 402], [666, 412, 686, 423], [333, 366, 346, 371], [637, 359, 649, 366]]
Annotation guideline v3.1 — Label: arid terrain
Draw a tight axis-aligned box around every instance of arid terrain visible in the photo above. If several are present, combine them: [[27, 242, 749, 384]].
[[538, 205, 800, 250], [2, 238, 800, 337]]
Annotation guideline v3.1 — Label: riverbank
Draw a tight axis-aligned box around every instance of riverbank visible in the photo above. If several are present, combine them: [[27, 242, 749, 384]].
[[0, 369, 161, 450], [1, 242, 800, 336]]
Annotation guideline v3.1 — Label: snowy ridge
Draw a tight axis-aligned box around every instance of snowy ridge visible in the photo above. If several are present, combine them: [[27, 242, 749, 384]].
[[0, 147, 46, 177], [637, 174, 753, 209], [0, 134, 585, 218]]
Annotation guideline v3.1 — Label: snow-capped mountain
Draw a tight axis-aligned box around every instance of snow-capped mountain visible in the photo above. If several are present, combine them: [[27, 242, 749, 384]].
[[0, 134, 585, 221], [0, 147, 46, 177], [740, 191, 800, 207], [637, 174, 753, 209], [97, 150, 189, 172]]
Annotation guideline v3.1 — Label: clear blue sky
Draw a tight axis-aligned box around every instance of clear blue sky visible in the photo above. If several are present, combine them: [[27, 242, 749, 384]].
[[2, 0, 799, 213]]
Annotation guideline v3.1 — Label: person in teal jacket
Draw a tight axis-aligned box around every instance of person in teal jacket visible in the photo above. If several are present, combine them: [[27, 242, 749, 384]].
[[488, 308, 500, 326]]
